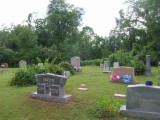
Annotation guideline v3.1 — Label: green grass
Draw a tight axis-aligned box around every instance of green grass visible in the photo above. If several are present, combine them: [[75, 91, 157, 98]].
[[0, 66, 159, 120]]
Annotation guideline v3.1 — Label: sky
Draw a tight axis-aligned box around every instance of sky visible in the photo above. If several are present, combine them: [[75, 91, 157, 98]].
[[0, 0, 126, 37]]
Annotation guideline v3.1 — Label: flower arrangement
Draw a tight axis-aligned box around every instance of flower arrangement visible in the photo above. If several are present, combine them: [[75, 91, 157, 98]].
[[121, 75, 132, 84], [110, 73, 120, 82], [145, 81, 153, 86]]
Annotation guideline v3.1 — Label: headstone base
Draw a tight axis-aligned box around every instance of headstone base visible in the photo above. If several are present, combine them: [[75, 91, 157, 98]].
[[119, 105, 160, 120], [103, 71, 111, 73], [31, 92, 72, 103], [75, 67, 82, 72], [145, 69, 152, 76]]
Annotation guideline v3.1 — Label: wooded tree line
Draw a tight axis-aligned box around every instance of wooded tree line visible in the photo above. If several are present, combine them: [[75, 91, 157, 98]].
[[0, 0, 160, 67]]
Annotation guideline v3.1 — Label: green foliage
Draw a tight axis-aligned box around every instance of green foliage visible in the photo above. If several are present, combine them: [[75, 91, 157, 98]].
[[81, 59, 103, 66], [128, 60, 145, 75], [155, 76, 160, 86], [58, 62, 75, 75], [109, 50, 132, 66], [10, 61, 67, 86], [0, 47, 15, 66], [10, 68, 35, 86], [1, 66, 160, 119], [93, 96, 120, 118]]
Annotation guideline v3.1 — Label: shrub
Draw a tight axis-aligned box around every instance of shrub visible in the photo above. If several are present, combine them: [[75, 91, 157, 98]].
[[155, 75, 160, 86], [58, 62, 75, 75], [10, 61, 72, 86], [10, 68, 35, 86], [128, 60, 145, 75], [93, 96, 120, 118]]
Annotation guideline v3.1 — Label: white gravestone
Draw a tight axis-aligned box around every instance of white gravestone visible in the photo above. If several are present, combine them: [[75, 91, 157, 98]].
[[113, 62, 119, 67], [103, 61, 111, 73], [19, 60, 27, 69]]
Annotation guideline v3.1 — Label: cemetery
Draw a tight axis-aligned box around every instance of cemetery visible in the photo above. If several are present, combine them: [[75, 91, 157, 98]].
[[0, 57, 160, 120], [0, 0, 160, 119]]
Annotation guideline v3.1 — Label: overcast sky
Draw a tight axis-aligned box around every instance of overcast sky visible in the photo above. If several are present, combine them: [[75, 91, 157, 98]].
[[0, 0, 126, 37]]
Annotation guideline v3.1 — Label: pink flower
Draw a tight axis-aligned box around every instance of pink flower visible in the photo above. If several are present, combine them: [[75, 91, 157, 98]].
[[110, 73, 120, 81]]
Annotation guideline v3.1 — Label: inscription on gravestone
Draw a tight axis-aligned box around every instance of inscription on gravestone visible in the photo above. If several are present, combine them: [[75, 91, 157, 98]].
[[51, 85, 59, 96], [31, 74, 72, 103]]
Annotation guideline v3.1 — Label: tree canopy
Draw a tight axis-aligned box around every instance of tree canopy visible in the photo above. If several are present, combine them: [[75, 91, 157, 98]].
[[0, 0, 160, 66]]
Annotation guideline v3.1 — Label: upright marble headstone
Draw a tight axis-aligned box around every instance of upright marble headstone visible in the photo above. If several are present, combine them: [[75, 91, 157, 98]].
[[63, 71, 71, 78], [113, 62, 119, 67], [71, 56, 80, 67], [145, 55, 152, 76], [119, 84, 160, 119], [103, 61, 110, 73], [31, 73, 72, 103], [38, 63, 43, 67], [100, 63, 104, 68], [71, 56, 82, 72], [19, 60, 27, 69]]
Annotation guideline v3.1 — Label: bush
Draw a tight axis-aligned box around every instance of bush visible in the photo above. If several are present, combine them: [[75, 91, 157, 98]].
[[128, 60, 145, 75], [10, 69, 35, 86], [58, 62, 75, 75], [93, 96, 120, 118], [10, 61, 72, 86], [155, 75, 160, 86], [81, 58, 106, 66]]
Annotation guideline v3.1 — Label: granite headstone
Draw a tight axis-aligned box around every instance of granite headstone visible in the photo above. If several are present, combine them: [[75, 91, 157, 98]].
[[31, 73, 72, 103], [145, 55, 152, 76], [119, 84, 160, 120]]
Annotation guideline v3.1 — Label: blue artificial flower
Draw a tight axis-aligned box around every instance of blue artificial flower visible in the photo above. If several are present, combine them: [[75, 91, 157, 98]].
[[122, 75, 132, 84]]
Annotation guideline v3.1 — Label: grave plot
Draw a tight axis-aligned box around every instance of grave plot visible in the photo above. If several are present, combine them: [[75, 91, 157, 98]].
[[119, 84, 160, 120], [31, 73, 72, 103]]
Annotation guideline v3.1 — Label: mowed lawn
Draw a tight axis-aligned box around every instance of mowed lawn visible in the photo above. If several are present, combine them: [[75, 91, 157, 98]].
[[0, 66, 158, 120]]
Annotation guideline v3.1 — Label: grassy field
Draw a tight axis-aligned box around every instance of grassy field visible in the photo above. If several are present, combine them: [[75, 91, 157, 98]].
[[0, 66, 158, 120]]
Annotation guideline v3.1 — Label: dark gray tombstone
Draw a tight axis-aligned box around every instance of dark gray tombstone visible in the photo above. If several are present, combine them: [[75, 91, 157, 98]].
[[119, 84, 160, 120], [31, 73, 72, 103], [145, 55, 152, 75], [103, 61, 111, 73]]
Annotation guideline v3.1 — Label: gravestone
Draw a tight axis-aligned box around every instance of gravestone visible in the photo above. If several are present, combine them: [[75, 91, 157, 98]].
[[63, 71, 71, 78], [71, 56, 82, 72], [19, 60, 27, 69], [38, 63, 43, 67], [1, 63, 8, 68], [145, 55, 152, 76], [119, 84, 160, 120], [113, 62, 119, 67], [100, 63, 103, 68], [71, 56, 80, 67], [103, 61, 111, 73], [113, 67, 136, 83], [31, 73, 72, 103]]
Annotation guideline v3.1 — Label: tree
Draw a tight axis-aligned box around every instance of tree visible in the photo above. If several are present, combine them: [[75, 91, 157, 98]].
[[46, 0, 84, 48]]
